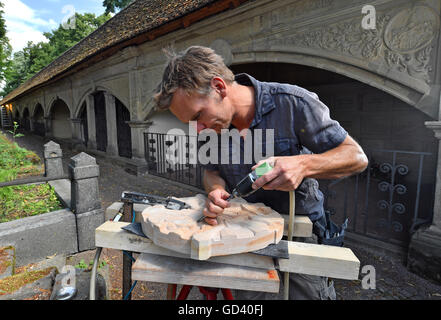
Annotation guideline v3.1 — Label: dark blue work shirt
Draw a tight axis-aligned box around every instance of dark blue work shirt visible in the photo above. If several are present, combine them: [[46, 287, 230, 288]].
[[203, 73, 347, 222]]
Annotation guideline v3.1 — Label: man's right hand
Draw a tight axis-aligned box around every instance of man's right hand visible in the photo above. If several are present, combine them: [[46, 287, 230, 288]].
[[202, 188, 231, 225]]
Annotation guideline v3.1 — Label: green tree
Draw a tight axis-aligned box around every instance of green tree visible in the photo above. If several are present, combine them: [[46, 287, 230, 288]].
[[103, 0, 132, 15], [0, 1, 11, 85], [0, 12, 111, 97]]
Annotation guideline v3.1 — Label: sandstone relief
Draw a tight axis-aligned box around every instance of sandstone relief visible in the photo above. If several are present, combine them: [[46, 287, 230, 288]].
[[383, 6, 439, 84], [141, 194, 284, 260], [252, 5, 438, 84]]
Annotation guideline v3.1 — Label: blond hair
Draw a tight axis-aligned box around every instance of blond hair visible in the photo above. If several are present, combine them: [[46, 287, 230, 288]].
[[153, 46, 235, 110]]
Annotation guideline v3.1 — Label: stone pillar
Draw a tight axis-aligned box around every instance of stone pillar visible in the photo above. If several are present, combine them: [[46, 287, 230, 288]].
[[70, 118, 83, 143], [104, 92, 118, 156], [44, 141, 64, 178], [44, 115, 52, 137], [407, 121, 441, 284], [69, 152, 104, 251], [29, 117, 35, 132], [127, 121, 152, 161], [85, 95, 97, 150]]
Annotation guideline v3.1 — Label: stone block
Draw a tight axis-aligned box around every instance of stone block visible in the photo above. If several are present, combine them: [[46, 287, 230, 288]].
[[76, 208, 105, 252], [69, 152, 101, 215], [44, 141, 64, 178], [407, 226, 441, 284], [71, 178, 101, 214], [0, 209, 78, 267]]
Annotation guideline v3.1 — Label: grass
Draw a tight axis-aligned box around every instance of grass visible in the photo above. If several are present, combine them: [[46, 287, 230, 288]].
[[0, 267, 54, 296], [0, 132, 63, 223]]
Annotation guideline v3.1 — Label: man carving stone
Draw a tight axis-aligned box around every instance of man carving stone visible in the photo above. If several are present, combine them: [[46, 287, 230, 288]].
[[153, 46, 368, 300]]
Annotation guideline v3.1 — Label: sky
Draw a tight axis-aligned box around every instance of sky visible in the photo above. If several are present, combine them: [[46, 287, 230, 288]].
[[2, 0, 107, 53]]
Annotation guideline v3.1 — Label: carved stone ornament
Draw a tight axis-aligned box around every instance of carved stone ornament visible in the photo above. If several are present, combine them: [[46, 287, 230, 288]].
[[383, 6, 439, 83], [260, 5, 438, 84], [141, 194, 284, 260]]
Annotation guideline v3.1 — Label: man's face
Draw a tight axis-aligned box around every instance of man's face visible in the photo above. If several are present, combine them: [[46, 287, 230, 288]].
[[169, 88, 233, 134]]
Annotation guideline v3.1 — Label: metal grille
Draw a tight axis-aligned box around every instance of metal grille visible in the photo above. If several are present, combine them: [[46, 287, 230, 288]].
[[144, 132, 203, 189], [34, 122, 45, 136], [320, 149, 434, 247]]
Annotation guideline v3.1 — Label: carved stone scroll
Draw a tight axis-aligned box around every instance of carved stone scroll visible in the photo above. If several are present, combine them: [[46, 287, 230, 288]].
[[141, 194, 284, 260]]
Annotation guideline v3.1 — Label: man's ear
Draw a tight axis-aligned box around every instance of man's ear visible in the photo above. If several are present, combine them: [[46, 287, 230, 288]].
[[211, 77, 227, 98]]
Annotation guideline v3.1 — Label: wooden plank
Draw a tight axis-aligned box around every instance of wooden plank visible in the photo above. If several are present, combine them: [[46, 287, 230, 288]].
[[95, 221, 275, 270], [132, 253, 280, 293], [278, 241, 360, 280], [96, 221, 360, 280], [282, 214, 312, 237], [105, 202, 313, 237]]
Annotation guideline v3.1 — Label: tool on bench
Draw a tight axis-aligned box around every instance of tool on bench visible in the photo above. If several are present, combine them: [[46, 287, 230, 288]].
[[121, 191, 191, 211], [90, 191, 191, 300]]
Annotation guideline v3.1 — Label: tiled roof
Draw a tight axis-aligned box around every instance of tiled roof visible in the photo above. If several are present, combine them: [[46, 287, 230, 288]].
[[0, 0, 247, 105]]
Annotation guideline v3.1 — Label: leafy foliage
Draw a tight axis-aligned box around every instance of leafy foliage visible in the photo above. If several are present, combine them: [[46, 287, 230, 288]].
[[0, 1, 11, 84], [103, 0, 132, 15]]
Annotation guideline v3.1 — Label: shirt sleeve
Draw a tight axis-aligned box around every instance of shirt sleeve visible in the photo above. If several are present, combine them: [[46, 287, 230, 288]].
[[294, 90, 348, 154]]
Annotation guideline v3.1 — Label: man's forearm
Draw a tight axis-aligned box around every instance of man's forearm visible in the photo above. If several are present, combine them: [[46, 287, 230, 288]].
[[203, 170, 227, 193], [304, 136, 368, 179]]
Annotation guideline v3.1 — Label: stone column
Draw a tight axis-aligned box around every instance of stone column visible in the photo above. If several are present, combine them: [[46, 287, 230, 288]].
[[69, 152, 104, 251], [104, 92, 118, 156], [70, 118, 83, 142], [44, 141, 64, 178], [85, 95, 96, 150], [44, 115, 52, 137], [127, 121, 152, 162], [407, 121, 441, 283], [29, 117, 35, 132]]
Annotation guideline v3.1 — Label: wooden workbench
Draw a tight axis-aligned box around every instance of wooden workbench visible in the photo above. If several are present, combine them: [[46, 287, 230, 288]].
[[95, 221, 360, 297]]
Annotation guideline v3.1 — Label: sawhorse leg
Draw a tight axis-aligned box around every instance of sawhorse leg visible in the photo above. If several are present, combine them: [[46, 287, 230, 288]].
[[167, 284, 234, 300], [122, 201, 134, 300]]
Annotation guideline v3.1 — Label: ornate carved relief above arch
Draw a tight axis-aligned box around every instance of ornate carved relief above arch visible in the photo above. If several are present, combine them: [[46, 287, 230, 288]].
[[231, 50, 437, 119], [246, 4, 439, 96], [383, 5, 439, 85]]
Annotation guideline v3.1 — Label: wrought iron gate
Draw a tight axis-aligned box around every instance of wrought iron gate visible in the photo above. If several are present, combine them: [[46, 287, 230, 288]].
[[320, 149, 434, 247], [34, 121, 45, 136], [94, 92, 107, 152], [116, 99, 132, 159], [145, 132, 203, 189]]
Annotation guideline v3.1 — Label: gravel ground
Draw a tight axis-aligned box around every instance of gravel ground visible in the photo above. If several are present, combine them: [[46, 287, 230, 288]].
[[3, 130, 441, 300]]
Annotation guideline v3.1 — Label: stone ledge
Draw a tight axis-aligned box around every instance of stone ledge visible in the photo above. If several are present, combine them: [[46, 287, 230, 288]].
[[49, 179, 71, 209], [76, 208, 105, 252], [0, 209, 78, 267]]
